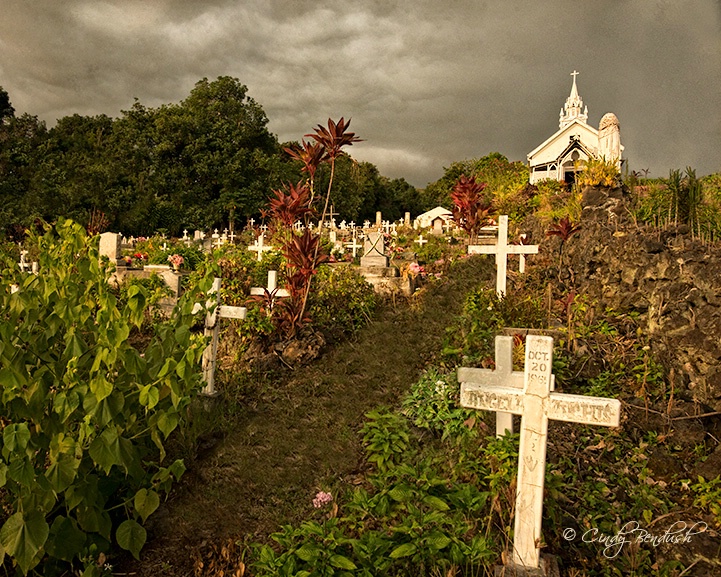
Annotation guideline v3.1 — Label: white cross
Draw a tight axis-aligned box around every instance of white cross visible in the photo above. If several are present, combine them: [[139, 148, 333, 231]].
[[18, 250, 29, 272], [248, 218, 255, 228], [182, 229, 189, 241], [459, 335, 620, 571], [458, 335, 555, 437], [229, 230, 236, 243], [247, 233, 274, 262], [250, 270, 290, 298], [345, 236, 362, 258], [468, 215, 539, 296], [259, 224, 268, 233], [348, 221, 355, 230], [339, 220, 347, 230], [197, 277, 248, 396], [294, 221, 304, 231], [415, 234, 428, 247], [363, 220, 370, 229]]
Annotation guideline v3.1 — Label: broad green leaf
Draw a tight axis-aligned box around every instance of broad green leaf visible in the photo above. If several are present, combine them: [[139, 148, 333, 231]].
[[425, 531, 452, 551], [0, 510, 49, 575], [8, 457, 35, 487], [3, 423, 31, 452], [139, 385, 159, 409], [88, 428, 120, 474], [388, 484, 413, 503], [422, 495, 450, 511], [46, 453, 79, 493], [53, 390, 80, 422], [116, 519, 146, 560], [0, 463, 7, 487], [89, 376, 113, 402], [156, 411, 179, 438], [329, 554, 357, 570], [133, 489, 160, 523], [389, 542, 417, 559], [295, 542, 320, 562], [46, 516, 86, 562]]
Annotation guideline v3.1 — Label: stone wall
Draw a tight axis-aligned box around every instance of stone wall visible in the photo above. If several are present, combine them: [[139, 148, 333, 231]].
[[527, 186, 721, 410]]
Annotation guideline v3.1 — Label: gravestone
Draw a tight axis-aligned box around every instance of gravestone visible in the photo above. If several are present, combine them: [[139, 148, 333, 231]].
[[468, 215, 538, 296], [99, 232, 123, 266], [431, 217, 444, 236], [404, 212, 411, 227], [360, 231, 388, 267], [375, 211, 382, 227], [459, 336, 620, 575]]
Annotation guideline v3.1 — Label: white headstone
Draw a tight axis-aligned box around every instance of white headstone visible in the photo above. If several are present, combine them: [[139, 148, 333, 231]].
[[459, 336, 620, 572], [360, 231, 388, 267], [99, 232, 122, 265], [468, 215, 539, 296]]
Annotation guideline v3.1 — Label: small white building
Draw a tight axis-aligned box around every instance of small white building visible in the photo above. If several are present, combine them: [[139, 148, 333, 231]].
[[414, 206, 453, 230], [527, 71, 624, 185]]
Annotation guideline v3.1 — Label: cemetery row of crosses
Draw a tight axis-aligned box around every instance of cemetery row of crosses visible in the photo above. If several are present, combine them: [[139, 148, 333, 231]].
[[2, 103, 721, 577]]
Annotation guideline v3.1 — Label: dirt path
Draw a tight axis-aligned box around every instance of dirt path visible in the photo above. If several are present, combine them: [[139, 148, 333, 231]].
[[119, 258, 490, 576]]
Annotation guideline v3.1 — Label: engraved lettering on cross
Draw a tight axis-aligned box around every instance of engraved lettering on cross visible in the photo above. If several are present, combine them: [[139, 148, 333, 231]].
[[459, 335, 621, 572]]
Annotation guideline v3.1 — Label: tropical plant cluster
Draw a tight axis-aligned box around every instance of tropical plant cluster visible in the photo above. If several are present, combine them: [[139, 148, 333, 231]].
[[0, 220, 214, 575]]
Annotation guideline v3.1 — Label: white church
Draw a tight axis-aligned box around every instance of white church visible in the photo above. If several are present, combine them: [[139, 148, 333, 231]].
[[527, 71, 624, 185]]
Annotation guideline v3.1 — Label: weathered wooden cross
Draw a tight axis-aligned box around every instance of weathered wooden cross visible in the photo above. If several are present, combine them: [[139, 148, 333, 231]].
[[198, 278, 248, 396], [458, 335, 554, 437], [247, 233, 274, 262], [468, 215, 538, 296], [459, 335, 621, 572]]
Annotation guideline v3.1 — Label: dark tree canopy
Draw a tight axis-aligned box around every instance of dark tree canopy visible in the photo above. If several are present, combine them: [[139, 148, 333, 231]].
[[0, 78, 423, 238]]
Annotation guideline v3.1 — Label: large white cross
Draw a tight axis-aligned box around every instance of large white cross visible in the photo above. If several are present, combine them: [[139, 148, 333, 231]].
[[414, 234, 428, 248], [458, 336, 554, 437], [247, 233, 274, 262], [459, 335, 621, 571], [468, 215, 538, 296], [250, 270, 290, 298]]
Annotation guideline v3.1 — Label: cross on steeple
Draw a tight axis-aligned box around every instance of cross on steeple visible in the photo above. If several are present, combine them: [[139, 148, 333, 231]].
[[571, 70, 579, 80]]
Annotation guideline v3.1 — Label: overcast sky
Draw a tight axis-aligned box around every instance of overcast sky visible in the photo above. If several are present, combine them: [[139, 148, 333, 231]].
[[1, 1, 719, 187]]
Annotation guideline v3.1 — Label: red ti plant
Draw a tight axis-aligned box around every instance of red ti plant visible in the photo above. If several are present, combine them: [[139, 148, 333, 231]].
[[279, 229, 329, 336], [450, 175, 493, 243], [263, 181, 315, 231], [546, 216, 581, 281], [283, 140, 328, 206]]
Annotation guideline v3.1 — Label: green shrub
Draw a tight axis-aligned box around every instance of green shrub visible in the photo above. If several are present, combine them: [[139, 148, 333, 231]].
[[307, 264, 375, 341], [401, 368, 477, 441], [0, 220, 209, 574]]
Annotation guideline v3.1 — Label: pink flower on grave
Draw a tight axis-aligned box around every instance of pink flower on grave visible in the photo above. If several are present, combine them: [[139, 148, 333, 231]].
[[167, 254, 184, 269], [408, 262, 426, 279], [313, 491, 333, 508]]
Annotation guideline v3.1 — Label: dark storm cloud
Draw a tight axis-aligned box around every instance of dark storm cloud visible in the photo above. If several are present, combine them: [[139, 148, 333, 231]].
[[1, 0, 719, 186]]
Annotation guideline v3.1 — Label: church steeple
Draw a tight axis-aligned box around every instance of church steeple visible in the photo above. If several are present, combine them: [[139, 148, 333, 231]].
[[559, 70, 588, 129]]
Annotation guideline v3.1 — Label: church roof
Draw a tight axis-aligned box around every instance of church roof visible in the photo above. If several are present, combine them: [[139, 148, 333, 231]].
[[527, 119, 599, 164]]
